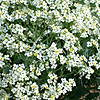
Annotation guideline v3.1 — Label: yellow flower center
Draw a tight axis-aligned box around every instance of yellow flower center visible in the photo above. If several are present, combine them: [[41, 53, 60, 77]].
[[21, 97, 24, 100], [55, 50, 59, 54], [69, 48, 73, 52], [0, 57, 3, 61], [66, 60, 68, 64], [93, 62, 96, 66], [31, 85, 35, 89], [37, 44, 40, 48], [33, 53, 37, 56]]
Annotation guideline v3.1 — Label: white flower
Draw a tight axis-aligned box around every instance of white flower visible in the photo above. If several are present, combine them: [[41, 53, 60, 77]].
[[4, 55, 10, 60], [87, 41, 92, 47]]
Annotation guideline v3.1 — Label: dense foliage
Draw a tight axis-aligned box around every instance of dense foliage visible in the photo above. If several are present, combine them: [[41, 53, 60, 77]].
[[0, 0, 100, 100]]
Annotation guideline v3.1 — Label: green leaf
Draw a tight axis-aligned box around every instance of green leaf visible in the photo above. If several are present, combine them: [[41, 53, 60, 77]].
[[3, 66, 10, 74], [97, 77, 100, 85], [67, 79, 89, 100]]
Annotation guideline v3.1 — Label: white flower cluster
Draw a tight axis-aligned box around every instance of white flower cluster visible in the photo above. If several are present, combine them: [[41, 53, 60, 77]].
[[41, 73, 76, 100], [0, 0, 100, 99]]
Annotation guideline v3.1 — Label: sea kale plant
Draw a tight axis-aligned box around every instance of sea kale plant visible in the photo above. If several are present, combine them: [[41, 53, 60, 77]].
[[0, 0, 100, 100]]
